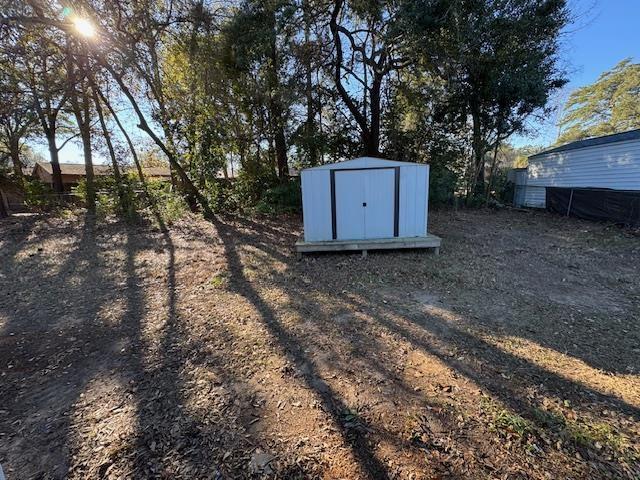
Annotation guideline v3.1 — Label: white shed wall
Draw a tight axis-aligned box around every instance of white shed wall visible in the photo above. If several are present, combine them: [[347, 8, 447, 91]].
[[399, 165, 429, 237], [524, 138, 640, 208], [301, 169, 332, 241]]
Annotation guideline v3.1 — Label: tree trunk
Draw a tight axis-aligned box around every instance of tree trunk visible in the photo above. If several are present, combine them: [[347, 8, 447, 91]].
[[9, 138, 24, 183], [486, 139, 501, 203], [96, 87, 157, 210], [470, 105, 485, 199], [44, 129, 64, 194], [0, 188, 8, 218], [71, 84, 95, 214], [92, 87, 127, 215], [272, 105, 288, 180], [303, 0, 318, 166], [100, 60, 214, 218], [268, 19, 289, 181], [367, 75, 382, 157]]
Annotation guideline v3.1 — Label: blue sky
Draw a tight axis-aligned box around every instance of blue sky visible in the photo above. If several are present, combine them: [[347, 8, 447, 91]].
[[514, 0, 640, 147], [38, 0, 640, 163]]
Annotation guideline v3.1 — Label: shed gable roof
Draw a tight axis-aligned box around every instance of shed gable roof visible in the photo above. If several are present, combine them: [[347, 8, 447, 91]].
[[302, 157, 424, 171], [530, 129, 640, 159]]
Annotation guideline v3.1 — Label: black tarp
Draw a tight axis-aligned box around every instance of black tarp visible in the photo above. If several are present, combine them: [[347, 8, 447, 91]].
[[546, 187, 640, 226]]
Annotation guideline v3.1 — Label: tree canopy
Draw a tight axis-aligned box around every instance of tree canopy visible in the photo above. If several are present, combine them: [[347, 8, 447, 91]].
[[0, 0, 569, 213], [558, 58, 640, 144]]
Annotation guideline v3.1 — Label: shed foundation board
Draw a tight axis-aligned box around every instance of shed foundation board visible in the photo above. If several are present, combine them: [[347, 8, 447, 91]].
[[295, 234, 442, 255]]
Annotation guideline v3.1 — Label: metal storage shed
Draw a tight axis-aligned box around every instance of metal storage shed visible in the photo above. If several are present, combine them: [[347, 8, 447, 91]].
[[295, 157, 441, 257]]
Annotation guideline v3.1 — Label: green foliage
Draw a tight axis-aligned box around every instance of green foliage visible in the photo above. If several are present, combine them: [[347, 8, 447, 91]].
[[5, 0, 571, 218], [74, 174, 188, 224], [402, 0, 568, 195], [205, 179, 237, 213], [494, 410, 534, 439], [531, 407, 567, 430], [428, 165, 457, 206], [489, 168, 514, 204], [232, 163, 279, 211], [558, 59, 640, 144], [23, 178, 56, 209], [255, 178, 301, 214], [149, 186, 189, 224]]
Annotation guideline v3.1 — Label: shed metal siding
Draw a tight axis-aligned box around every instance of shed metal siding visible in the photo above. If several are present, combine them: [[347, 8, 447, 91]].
[[399, 165, 429, 237], [524, 138, 640, 209], [527, 139, 640, 189], [301, 169, 332, 241]]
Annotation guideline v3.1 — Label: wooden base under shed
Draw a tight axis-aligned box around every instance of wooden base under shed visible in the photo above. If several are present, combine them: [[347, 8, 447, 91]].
[[295, 234, 442, 259]]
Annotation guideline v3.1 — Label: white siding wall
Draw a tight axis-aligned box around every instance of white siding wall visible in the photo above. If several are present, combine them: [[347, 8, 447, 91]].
[[399, 165, 429, 237], [301, 169, 332, 241], [523, 186, 546, 208], [524, 138, 640, 208]]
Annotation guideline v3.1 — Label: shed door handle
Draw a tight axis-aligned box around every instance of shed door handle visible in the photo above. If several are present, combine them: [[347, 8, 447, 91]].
[[362, 202, 367, 207]]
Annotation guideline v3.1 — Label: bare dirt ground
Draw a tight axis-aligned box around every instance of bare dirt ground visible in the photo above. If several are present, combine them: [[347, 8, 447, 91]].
[[1, 208, 639, 479]]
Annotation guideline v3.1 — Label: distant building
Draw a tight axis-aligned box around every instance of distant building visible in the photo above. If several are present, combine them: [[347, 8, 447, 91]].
[[32, 162, 113, 191], [31, 162, 172, 191], [511, 129, 640, 225]]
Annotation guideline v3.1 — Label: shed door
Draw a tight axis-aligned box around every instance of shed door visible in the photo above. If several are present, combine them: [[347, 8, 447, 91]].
[[334, 170, 366, 240], [334, 169, 395, 240]]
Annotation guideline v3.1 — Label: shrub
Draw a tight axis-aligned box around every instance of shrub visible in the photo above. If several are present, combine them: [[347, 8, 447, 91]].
[[429, 165, 457, 206], [73, 174, 188, 224], [23, 178, 58, 210], [255, 178, 302, 214], [232, 163, 279, 211], [489, 168, 515, 204], [206, 179, 237, 213], [142, 178, 189, 224]]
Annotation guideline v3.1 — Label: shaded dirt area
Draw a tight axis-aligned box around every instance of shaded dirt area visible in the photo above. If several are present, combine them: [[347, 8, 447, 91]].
[[0, 208, 639, 479]]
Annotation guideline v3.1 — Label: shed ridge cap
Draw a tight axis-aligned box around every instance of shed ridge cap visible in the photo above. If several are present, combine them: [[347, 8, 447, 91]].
[[302, 157, 426, 171]]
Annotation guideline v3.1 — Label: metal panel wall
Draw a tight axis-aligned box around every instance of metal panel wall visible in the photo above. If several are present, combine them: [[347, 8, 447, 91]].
[[399, 165, 429, 237], [527, 139, 640, 190], [523, 186, 547, 208], [301, 169, 332, 241]]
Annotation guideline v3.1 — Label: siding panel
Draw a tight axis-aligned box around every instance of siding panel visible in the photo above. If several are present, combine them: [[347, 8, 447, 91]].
[[399, 165, 428, 237], [301, 170, 332, 241], [523, 186, 546, 208], [527, 139, 640, 190]]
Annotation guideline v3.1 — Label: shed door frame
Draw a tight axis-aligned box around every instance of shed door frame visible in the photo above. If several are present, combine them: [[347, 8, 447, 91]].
[[330, 166, 400, 240]]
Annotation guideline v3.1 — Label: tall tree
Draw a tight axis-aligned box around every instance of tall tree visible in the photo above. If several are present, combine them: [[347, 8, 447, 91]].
[[558, 58, 640, 144], [404, 0, 568, 197], [223, 0, 295, 180], [0, 52, 38, 182], [68, 50, 96, 213], [91, 82, 127, 214], [329, 0, 412, 157]]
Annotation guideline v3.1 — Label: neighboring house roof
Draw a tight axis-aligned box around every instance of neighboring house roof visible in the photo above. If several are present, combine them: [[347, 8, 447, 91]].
[[137, 166, 172, 178], [34, 161, 113, 176], [33, 162, 173, 179], [530, 129, 640, 159]]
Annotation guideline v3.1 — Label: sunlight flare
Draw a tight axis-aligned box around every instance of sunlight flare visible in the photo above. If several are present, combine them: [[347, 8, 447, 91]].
[[73, 17, 96, 38]]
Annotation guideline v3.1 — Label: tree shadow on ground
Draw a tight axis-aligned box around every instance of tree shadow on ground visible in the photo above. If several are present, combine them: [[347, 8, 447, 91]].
[[211, 213, 639, 478], [211, 216, 396, 479], [1, 210, 638, 478]]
